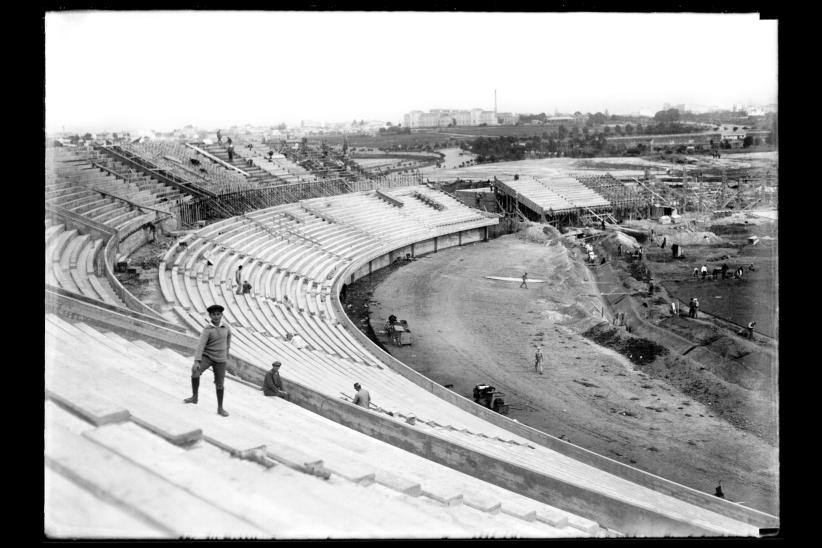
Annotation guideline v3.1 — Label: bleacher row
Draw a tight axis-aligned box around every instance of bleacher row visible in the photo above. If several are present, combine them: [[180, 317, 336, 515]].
[[45, 312, 605, 538], [47, 147, 190, 213], [537, 176, 611, 210], [156, 187, 759, 537], [46, 147, 185, 308], [573, 173, 645, 208], [233, 142, 315, 184], [44, 220, 124, 307], [124, 141, 257, 194]]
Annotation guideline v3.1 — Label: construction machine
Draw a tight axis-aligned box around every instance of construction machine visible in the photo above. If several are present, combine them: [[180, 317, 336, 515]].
[[472, 384, 510, 415]]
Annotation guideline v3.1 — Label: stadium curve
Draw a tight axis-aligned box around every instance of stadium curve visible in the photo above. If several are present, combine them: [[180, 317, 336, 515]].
[[45, 143, 778, 538]]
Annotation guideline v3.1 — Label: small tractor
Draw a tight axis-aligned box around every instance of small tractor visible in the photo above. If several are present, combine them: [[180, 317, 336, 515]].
[[384, 314, 412, 346], [472, 384, 510, 415]]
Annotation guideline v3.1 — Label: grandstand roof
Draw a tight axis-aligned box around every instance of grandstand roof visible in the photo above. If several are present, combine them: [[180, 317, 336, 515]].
[[495, 176, 611, 215]]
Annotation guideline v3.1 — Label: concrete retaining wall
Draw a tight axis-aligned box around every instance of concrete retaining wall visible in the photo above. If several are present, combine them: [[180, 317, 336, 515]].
[[460, 227, 483, 245], [413, 238, 436, 256], [437, 232, 460, 250]]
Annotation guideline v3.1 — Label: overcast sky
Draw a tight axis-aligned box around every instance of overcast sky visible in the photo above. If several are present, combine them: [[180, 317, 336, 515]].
[[45, 11, 778, 134]]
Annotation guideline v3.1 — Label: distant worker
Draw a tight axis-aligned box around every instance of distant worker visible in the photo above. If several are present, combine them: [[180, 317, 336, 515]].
[[352, 383, 371, 409], [217, 129, 222, 144], [648, 278, 655, 296], [617, 243, 622, 256], [692, 297, 699, 319], [746, 321, 756, 340], [242, 280, 252, 294], [688, 297, 697, 319], [286, 332, 307, 349], [700, 264, 708, 280], [721, 263, 729, 279], [520, 272, 528, 289], [734, 266, 744, 279], [661, 236, 667, 249], [263, 361, 289, 399], [534, 346, 544, 375], [184, 304, 231, 417], [671, 301, 678, 316], [226, 136, 232, 146], [714, 481, 725, 499], [235, 265, 244, 295], [693, 267, 700, 279]]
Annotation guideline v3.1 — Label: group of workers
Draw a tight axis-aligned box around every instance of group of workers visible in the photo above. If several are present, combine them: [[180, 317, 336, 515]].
[[182, 302, 372, 418]]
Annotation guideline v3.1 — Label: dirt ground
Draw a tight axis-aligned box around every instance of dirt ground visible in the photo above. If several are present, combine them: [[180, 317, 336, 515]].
[[349, 230, 778, 516]]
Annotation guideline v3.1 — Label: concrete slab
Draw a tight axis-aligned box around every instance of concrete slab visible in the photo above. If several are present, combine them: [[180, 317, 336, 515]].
[[45, 422, 267, 538], [44, 466, 167, 539]]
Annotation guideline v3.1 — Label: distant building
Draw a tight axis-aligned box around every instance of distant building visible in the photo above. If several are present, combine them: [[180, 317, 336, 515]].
[[404, 108, 498, 128], [497, 112, 519, 125], [606, 126, 757, 150]]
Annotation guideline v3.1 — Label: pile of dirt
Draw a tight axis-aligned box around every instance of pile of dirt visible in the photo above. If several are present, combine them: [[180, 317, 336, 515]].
[[664, 231, 725, 246], [583, 323, 669, 366], [599, 231, 640, 257], [515, 222, 557, 244]]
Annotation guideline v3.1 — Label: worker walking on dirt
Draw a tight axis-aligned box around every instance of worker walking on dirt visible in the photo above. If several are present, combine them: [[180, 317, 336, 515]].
[[520, 272, 528, 288], [714, 481, 725, 499], [534, 346, 544, 374], [746, 321, 756, 340], [688, 298, 696, 318], [700, 265, 708, 280], [692, 267, 699, 279], [661, 236, 667, 249]]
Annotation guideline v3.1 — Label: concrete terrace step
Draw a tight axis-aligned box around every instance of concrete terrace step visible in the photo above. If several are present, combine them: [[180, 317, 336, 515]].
[[44, 464, 167, 538], [45, 422, 266, 538]]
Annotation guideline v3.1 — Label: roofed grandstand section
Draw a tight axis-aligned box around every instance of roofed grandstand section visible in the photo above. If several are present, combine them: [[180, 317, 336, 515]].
[[494, 175, 611, 221]]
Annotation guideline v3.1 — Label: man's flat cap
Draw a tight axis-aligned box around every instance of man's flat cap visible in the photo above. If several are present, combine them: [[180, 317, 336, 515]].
[[206, 304, 225, 313]]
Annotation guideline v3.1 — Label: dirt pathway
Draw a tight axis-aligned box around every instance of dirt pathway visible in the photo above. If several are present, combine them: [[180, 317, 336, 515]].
[[365, 234, 778, 515]]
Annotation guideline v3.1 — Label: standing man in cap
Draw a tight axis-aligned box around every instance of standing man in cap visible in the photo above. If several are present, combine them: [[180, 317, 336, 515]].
[[520, 272, 528, 289], [263, 361, 289, 399], [352, 383, 370, 409], [184, 304, 232, 417]]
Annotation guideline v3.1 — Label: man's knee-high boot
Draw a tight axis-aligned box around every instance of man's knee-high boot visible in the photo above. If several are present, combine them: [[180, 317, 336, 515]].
[[216, 388, 229, 416], [184, 377, 200, 404]]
